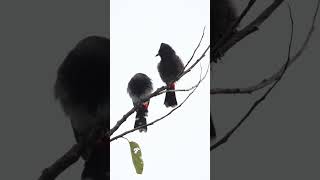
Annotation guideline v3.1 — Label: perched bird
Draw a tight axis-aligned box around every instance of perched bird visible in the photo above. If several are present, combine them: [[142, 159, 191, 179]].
[[54, 36, 109, 180], [127, 73, 153, 132], [156, 43, 184, 107], [212, 0, 237, 45]]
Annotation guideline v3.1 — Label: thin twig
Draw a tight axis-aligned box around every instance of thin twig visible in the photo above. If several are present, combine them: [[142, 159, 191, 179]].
[[184, 27, 206, 69], [159, 84, 200, 94], [178, 44, 210, 79]]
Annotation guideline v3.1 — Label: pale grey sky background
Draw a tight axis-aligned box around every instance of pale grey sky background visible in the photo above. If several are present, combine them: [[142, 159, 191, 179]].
[[110, 0, 210, 179], [212, 0, 320, 179]]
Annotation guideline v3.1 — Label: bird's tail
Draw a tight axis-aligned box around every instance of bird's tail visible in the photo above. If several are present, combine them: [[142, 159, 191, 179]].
[[134, 101, 149, 132], [164, 83, 177, 107]]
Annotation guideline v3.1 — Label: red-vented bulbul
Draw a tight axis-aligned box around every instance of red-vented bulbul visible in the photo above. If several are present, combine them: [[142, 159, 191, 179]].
[[156, 43, 184, 107], [127, 73, 153, 132], [54, 36, 109, 180]]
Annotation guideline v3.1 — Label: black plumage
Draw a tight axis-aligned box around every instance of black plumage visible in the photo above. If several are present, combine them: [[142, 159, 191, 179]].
[[156, 43, 184, 107], [212, 0, 237, 44], [127, 73, 153, 132], [54, 36, 109, 180]]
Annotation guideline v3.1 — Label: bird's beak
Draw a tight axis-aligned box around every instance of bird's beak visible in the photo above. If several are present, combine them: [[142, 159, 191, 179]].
[[155, 53, 159, 57]]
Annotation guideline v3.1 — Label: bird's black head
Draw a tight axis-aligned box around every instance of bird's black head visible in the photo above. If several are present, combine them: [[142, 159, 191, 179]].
[[156, 43, 176, 58]]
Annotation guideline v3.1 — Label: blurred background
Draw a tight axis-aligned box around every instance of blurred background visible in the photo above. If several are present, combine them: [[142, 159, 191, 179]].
[[0, 1, 107, 179], [212, 0, 320, 179]]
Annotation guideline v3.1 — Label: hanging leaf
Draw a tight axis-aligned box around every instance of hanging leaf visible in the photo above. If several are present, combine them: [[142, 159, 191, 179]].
[[129, 141, 144, 174]]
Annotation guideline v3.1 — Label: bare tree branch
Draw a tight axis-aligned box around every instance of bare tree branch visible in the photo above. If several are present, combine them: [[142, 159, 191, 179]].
[[111, 61, 210, 142], [211, 2, 295, 151], [109, 31, 210, 138], [38, 145, 81, 180], [38, 123, 105, 180]]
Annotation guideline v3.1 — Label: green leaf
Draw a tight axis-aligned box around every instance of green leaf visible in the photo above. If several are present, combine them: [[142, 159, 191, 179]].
[[129, 141, 144, 174]]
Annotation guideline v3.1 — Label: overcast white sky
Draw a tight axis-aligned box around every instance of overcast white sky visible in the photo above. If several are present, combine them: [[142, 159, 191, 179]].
[[110, 0, 210, 179]]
